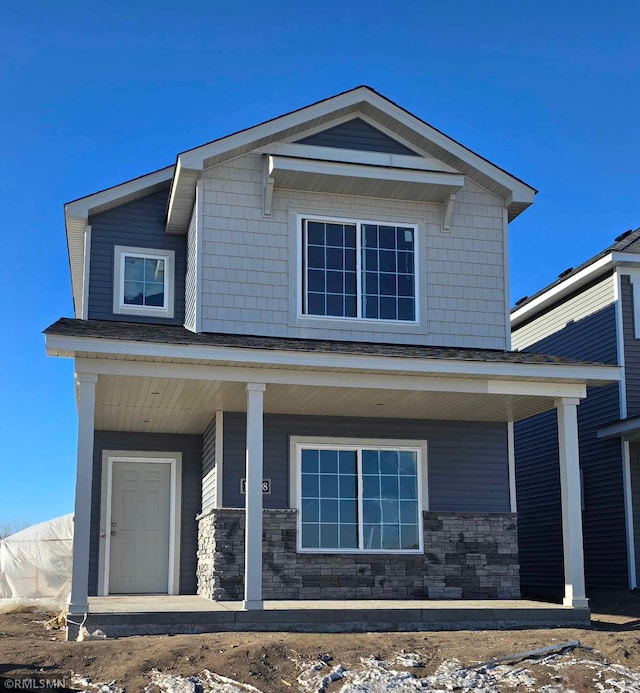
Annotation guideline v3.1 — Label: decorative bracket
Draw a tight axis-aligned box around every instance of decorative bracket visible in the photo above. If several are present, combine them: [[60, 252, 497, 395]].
[[263, 155, 275, 216], [442, 193, 456, 232]]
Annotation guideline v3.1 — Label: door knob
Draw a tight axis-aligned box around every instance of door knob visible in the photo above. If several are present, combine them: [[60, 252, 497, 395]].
[[111, 530, 117, 536]]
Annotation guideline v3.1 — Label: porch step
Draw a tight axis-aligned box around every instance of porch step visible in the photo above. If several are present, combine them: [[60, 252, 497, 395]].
[[81, 598, 590, 638]]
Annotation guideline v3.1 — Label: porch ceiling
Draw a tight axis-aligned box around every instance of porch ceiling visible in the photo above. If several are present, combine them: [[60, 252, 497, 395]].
[[95, 374, 562, 434]]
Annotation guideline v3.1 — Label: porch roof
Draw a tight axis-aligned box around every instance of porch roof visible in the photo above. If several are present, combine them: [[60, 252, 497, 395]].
[[45, 317, 610, 371], [44, 318, 620, 432]]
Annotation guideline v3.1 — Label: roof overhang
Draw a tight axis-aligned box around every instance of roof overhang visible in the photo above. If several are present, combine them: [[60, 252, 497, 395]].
[[45, 332, 620, 388], [64, 166, 174, 318], [511, 251, 640, 328], [264, 155, 464, 210], [166, 86, 536, 234], [44, 332, 620, 431], [597, 416, 640, 441]]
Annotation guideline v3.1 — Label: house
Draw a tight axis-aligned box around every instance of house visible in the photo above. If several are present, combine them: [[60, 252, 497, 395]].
[[512, 228, 640, 598], [44, 86, 619, 637]]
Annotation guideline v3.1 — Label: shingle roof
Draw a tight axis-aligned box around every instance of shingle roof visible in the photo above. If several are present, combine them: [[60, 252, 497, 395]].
[[512, 227, 640, 313], [44, 318, 607, 367]]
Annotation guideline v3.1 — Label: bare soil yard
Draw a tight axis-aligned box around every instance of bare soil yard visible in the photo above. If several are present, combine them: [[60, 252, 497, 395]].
[[1, 590, 640, 691]]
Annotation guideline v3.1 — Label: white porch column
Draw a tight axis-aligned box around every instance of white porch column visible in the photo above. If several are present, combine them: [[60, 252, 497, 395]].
[[244, 383, 266, 609], [556, 397, 588, 608], [69, 373, 98, 614]]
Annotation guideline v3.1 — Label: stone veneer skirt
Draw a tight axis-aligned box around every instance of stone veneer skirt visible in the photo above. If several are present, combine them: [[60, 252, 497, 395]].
[[196, 509, 520, 601]]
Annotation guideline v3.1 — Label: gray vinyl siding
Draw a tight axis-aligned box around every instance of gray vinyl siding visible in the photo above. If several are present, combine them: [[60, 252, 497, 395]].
[[87, 187, 186, 324], [201, 155, 508, 350], [89, 431, 202, 596], [201, 416, 217, 514], [294, 117, 419, 155], [513, 273, 626, 595], [621, 274, 640, 417], [222, 413, 509, 512], [184, 203, 197, 331]]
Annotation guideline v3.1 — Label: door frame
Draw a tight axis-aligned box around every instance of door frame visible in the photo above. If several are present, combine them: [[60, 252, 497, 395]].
[[98, 451, 182, 596]]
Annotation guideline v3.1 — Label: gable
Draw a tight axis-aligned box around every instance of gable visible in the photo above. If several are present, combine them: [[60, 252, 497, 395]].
[[294, 117, 418, 156]]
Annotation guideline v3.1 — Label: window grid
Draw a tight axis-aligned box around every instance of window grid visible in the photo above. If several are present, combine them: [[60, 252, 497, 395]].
[[301, 217, 417, 323], [122, 253, 167, 308], [298, 443, 422, 554], [120, 252, 168, 310]]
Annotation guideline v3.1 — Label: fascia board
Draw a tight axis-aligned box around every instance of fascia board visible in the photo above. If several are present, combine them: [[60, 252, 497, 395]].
[[64, 165, 175, 317], [362, 91, 537, 203], [511, 251, 640, 329], [176, 88, 371, 170], [46, 333, 620, 385], [270, 155, 465, 187], [175, 87, 533, 203], [597, 417, 640, 439], [64, 166, 175, 219], [511, 254, 616, 328], [73, 356, 588, 399]]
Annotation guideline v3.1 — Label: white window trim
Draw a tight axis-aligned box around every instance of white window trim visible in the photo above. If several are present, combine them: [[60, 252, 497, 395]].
[[113, 245, 175, 318], [289, 436, 428, 555], [296, 214, 420, 326], [98, 451, 182, 597]]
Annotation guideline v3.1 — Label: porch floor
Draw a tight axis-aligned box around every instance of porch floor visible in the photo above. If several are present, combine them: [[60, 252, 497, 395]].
[[80, 596, 591, 637]]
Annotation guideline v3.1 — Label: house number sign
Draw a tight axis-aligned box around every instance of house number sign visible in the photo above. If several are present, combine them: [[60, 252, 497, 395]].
[[240, 478, 271, 494]]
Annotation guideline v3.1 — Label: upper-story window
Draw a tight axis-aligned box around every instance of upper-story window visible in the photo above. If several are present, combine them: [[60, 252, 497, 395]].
[[301, 216, 417, 322], [113, 245, 175, 318]]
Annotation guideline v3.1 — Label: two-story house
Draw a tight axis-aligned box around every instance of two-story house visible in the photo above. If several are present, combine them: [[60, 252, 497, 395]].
[[44, 86, 619, 638], [512, 228, 640, 599]]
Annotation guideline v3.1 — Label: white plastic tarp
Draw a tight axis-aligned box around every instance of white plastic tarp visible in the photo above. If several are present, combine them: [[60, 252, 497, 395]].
[[0, 514, 73, 613]]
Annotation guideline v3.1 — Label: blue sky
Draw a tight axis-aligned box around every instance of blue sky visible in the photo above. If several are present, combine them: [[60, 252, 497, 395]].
[[1, 0, 639, 527]]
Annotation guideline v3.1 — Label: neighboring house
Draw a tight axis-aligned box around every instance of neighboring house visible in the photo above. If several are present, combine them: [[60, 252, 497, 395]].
[[44, 87, 618, 630], [512, 229, 640, 598]]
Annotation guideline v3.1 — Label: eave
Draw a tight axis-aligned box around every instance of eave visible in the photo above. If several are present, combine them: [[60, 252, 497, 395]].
[[166, 86, 536, 234], [511, 252, 640, 329], [64, 166, 175, 317]]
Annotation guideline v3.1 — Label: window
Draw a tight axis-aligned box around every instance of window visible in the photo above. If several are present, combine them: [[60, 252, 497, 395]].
[[113, 246, 175, 318], [301, 217, 417, 322], [293, 438, 425, 553]]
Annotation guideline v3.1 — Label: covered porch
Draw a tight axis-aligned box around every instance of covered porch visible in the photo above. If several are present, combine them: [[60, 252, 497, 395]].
[[44, 319, 620, 638]]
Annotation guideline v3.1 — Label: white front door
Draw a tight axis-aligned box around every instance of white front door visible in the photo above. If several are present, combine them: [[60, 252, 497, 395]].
[[109, 460, 172, 594]]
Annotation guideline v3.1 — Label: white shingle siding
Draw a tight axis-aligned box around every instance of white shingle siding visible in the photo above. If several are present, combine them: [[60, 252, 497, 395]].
[[512, 273, 616, 350], [200, 154, 508, 348], [184, 203, 198, 332]]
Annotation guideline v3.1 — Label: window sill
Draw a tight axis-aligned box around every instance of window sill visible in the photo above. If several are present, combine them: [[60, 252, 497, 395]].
[[114, 305, 174, 319], [297, 548, 424, 555], [293, 315, 425, 334]]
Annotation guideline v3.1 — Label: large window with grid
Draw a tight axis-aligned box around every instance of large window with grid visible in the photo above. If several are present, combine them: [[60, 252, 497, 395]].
[[294, 439, 425, 554], [301, 217, 417, 322]]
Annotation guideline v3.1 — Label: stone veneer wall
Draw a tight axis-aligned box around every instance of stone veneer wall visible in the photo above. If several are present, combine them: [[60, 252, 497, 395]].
[[196, 509, 520, 601]]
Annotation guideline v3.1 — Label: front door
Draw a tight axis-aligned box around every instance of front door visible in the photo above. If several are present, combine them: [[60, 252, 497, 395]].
[[109, 460, 172, 594]]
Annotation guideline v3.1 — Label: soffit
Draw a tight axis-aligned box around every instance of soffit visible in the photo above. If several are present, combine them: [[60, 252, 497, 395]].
[[94, 374, 561, 434]]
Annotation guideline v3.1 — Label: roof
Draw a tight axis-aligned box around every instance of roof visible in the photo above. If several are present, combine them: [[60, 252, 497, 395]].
[[511, 227, 640, 327], [44, 317, 607, 367], [64, 86, 538, 319]]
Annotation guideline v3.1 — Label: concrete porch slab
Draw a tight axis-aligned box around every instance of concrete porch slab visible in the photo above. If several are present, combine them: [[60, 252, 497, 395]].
[[75, 596, 591, 638]]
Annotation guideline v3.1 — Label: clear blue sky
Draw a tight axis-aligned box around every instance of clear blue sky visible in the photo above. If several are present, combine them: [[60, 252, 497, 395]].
[[1, 0, 638, 526]]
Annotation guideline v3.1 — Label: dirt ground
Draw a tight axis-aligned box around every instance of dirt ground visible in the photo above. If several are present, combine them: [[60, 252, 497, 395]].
[[2, 590, 640, 692]]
